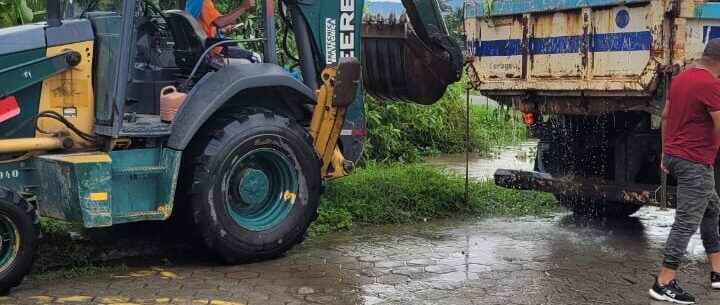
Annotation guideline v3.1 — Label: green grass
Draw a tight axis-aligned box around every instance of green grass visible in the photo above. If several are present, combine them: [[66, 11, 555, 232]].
[[309, 163, 558, 236], [35, 218, 96, 273], [30, 264, 128, 281], [364, 80, 527, 163]]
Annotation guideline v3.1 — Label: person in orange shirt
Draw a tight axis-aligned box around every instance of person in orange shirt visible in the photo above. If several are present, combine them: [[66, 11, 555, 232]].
[[185, 0, 254, 39]]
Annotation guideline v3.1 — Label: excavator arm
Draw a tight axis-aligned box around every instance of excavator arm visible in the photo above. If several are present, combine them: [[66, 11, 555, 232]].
[[362, 0, 464, 105], [289, 0, 463, 105], [295, 0, 464, 177]]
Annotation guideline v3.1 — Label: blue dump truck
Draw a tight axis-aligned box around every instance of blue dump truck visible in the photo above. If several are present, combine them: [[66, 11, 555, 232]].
[[465, 0, 720, 217]]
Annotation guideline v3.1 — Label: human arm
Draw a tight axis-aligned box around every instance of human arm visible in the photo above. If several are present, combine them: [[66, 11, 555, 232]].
[[661, 100, 669, 173], [700, 81, 720, 134], [711, 111, 720, 135], [212, 0, 254, 29]]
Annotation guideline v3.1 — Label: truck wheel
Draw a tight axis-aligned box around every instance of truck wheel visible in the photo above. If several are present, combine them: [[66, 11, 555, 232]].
[[0, 188, 39, 294], [188, 108, 321, 263], [556, 195, 642, 218]]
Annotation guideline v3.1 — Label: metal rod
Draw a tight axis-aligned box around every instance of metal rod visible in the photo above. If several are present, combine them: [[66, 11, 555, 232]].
[[263, 0, 278, 64], [0, 137, 67, 153], [183, 40, 240, 89], [109, 0, 139, 136], [0, 51, 79, 97], [465, 88, 471, 205], [660, 72, 672, 211], [660, 170, 668, 210]]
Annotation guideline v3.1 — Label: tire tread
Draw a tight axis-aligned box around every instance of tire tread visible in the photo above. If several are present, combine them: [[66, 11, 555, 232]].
[[186, 107, 320, 263], [0, 187, 40, 293]]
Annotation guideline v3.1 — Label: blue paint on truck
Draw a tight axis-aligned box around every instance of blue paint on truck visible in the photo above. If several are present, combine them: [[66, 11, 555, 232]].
[[704, 26, 720, 43], [615, 9, 630, 28], [531, 36, 584, 55], [476, 31, 652, 57], [590, 31, 652, 52]]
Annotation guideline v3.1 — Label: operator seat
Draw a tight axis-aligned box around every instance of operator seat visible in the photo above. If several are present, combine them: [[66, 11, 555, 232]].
[[163, 10, 207, 71]]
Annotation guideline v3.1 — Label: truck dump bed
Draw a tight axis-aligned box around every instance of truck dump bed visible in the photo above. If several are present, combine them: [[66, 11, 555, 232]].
[[465, 0, 720, 114], [477, 1, 720, 211]]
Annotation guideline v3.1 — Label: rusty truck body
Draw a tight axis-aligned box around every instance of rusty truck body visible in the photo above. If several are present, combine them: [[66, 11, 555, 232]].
[[465, 0, 720, 216]]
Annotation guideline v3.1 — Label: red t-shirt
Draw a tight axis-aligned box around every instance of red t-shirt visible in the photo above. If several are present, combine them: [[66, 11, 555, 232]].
[[664, 68, 720, 165]]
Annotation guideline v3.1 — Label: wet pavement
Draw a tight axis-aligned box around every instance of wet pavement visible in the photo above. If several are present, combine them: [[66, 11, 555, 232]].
[[2, 208, 720, 305], [3, 142, 719, 304]]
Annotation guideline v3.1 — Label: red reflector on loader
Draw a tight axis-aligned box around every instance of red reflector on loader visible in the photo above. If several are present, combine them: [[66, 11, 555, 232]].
[[351, 129, 367, 137], [341, 129, 367, 137], [0, 96, 20, 124]]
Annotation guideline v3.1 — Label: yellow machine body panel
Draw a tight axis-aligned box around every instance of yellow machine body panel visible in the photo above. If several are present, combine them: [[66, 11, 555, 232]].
[[36, 41, 95, 146]]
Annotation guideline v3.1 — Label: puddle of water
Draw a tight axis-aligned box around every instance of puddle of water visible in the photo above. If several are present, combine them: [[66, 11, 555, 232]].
[[425, 140, 538, 181]]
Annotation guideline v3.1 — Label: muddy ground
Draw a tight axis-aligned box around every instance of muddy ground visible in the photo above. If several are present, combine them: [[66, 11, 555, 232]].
[[2, 142, 717, 304], [1, 207, 718, 305]]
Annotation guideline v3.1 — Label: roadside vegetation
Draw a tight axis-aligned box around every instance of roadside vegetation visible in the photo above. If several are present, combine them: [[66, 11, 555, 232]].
[[309, 163, 556, 237], [364, 81, 527, 163], [310, 79, 549, 236]]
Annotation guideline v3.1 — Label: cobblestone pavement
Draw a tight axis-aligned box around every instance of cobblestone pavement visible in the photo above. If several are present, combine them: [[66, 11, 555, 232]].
[[2, 207, 720, 305]]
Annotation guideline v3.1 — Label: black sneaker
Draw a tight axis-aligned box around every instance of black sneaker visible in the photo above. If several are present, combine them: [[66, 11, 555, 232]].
[[712, 272, 720, 289], [649, 279, 696, 304]]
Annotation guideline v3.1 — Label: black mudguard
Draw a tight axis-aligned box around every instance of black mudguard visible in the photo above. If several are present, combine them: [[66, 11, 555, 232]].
[[167, 63, 315, 150]]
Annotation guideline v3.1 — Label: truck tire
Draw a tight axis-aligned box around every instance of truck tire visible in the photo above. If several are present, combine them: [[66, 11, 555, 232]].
[[0, 188, 39, 294], [187, 108, 321, 263], [556, 195, 642, 218]]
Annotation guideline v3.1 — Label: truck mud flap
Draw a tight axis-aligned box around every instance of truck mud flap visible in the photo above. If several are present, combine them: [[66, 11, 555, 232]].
[[361, 0, 463, 105], [494, 169, 676, 208]]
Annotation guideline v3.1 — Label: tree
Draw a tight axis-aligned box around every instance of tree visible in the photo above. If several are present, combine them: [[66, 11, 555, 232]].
[[438, 0, 465, 47], [0, 0, 35, 28]]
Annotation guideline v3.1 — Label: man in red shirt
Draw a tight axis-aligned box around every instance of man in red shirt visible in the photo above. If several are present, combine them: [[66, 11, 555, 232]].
[[650, 39, 720, 304]]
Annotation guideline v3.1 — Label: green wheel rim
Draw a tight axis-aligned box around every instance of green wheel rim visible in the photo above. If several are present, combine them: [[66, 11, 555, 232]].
[[0, 214, 19, 273], [223, 148, 299, 231]]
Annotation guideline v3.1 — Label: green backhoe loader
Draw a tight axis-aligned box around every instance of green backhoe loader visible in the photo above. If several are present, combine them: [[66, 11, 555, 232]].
[[0, 0, 462, 292]]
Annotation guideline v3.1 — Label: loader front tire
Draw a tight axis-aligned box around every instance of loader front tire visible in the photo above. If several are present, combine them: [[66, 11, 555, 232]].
[[0, 188, 39, 294], [188, 108, 321, 263]]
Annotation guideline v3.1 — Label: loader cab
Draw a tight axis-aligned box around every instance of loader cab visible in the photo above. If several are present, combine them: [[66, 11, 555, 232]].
[[60, 0, 237, 138], [5, 0, 310, 233]]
